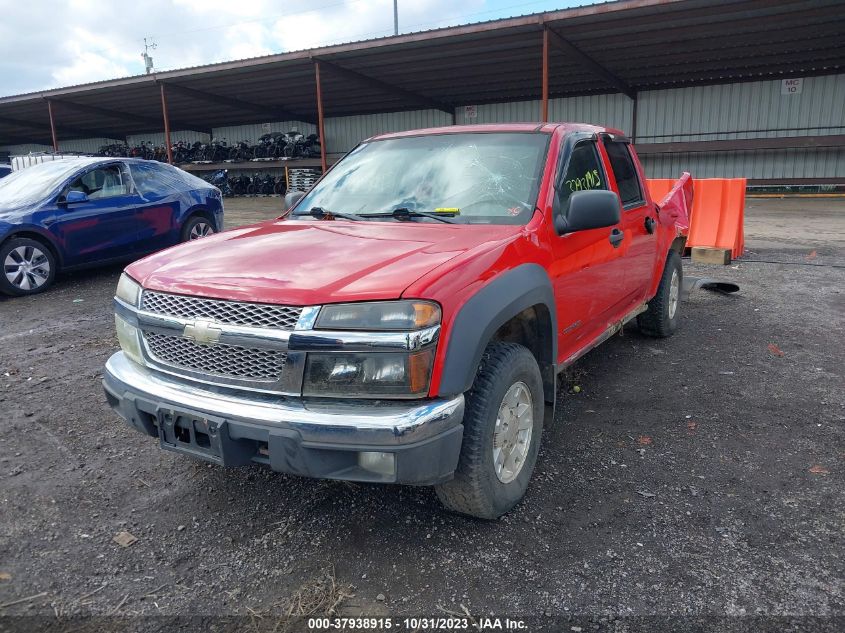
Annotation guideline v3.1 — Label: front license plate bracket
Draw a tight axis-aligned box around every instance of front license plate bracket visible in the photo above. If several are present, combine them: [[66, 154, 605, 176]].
[[157, 409, 227, 466]]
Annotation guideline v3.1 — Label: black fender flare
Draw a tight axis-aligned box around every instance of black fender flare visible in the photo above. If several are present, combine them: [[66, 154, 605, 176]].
[[437, 263, 557, 403]]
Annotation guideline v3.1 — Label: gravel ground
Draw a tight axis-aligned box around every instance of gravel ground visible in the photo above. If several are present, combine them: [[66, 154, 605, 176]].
[[0, 198, 843, 631]]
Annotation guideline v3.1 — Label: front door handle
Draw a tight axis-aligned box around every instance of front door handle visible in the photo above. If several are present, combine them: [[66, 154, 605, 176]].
[[609, 228, 624, 248], [644, 216, 656, 234]]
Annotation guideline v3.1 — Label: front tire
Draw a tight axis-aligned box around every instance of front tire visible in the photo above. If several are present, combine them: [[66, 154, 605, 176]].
[[637, 250, 682, 338], [435, 342, 544, 520], [0, 237, 56, 296], [181, 215, 216, 242]]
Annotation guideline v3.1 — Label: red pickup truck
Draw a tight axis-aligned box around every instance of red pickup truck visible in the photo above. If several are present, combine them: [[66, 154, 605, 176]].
[[103, 123, 691, 519]]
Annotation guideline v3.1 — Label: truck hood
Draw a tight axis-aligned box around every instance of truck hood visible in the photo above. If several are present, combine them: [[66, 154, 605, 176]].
[[126, 218, 521, 305]]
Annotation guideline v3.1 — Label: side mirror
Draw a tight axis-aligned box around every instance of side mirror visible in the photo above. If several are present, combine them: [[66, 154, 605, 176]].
[[63, 190, 89, 204], [284, 190, 305, 211], [554, 190, 621, 235]]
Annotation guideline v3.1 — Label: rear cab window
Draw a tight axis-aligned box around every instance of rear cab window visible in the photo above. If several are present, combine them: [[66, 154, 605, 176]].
[[602, 139, 645, 208]]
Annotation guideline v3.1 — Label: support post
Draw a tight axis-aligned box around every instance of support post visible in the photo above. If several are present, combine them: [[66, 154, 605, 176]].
[[630, 91, 638, 143], [160, 83, 173, 164], [314, 61, 328, 174], [47, 100, 58, 152], [541, 27, 549, 123]]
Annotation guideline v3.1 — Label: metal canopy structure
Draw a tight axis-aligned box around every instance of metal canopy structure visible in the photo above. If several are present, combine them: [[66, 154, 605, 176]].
[[0, 0, 842, 151]]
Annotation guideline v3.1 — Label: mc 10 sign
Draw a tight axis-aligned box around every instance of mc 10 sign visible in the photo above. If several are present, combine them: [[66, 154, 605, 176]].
[[781, 78, 803, 95]]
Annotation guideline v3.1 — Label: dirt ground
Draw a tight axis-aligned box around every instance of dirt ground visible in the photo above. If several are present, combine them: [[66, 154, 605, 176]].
[[0, 197, 843, 630]]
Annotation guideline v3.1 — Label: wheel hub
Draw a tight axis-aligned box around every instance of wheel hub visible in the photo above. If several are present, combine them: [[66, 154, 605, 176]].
[[492, 381, 533, 484], [4, 245, 50, 291], [190, 222, 212, 240], [668, 269, 679, 319]]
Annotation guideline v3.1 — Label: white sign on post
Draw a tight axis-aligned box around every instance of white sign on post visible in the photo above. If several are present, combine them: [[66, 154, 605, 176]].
[[464, 105, 478, 119], [781, 78, 803, 95]]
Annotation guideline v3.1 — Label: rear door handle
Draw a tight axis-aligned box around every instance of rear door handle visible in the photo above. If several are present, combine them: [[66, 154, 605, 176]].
[[609, 228, 624, 248]]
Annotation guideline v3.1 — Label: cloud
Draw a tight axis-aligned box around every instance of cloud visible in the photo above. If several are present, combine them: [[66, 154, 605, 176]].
[[0, 0, 487, 96]]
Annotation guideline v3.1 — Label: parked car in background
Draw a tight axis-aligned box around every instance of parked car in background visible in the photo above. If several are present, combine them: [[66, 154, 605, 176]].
[[0, 165, 11, 179], [0, 157, 223, 296]]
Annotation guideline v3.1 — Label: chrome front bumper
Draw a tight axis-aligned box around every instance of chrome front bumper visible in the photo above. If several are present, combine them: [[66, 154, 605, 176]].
[[103, 352, 465, 484]]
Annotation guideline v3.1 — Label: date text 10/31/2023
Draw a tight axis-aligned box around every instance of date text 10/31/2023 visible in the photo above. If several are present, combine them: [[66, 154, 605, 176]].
[[307, 617, 528, 630]]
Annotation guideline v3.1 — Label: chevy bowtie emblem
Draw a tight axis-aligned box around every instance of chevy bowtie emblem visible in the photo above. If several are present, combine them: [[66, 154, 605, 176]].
[[183, 320, 223, 345]]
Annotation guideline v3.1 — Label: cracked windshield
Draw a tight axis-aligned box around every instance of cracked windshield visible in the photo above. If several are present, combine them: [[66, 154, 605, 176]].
[[292, 132, 550, 224]]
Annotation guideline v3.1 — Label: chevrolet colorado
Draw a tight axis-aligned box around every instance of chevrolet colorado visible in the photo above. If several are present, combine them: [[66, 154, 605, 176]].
[[103, 123, 692, 519]]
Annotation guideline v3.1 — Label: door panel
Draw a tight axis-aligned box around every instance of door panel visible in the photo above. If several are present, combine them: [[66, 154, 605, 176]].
[[51, 195, 144, 265], [128, 162, 181, 252], [603, 140, 658, 302], [50, 164, 143, 266], [547, 138, 628, 363]]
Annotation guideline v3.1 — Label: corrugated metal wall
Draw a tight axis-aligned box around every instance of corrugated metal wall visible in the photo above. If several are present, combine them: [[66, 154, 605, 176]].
[[210, 121, 315, 144], [640, 148, 845, 180], [126, 130, 210, 147], [636, 74, 845, 179], [324, 109, 452, 153], [454, 94, 633, 132], [207, 111, 449, 153], [2, 137, 115, 155], [637, 74, 845, 142], [3, 74, 842, 181]]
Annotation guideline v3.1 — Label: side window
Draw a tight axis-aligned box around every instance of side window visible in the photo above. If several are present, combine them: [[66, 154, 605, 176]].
[[603, 141, 644, 207], [68, 165, 131, 200], [130, 163, 166, 197], [557, 141, 606, 209]]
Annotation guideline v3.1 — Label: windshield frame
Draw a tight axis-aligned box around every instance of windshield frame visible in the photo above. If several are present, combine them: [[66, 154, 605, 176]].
[[289, 130, 552, 226]]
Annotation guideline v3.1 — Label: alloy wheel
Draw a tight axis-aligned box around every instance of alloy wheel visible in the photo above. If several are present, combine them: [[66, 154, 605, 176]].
[[492, 381, 534, 484], [4, 245, 50, 291], [668, 269, 680, 319], [189, 222, 213, 240]]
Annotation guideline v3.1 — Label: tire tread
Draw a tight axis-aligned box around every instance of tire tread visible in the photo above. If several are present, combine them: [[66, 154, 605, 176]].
[[435, 342, 541, 519]]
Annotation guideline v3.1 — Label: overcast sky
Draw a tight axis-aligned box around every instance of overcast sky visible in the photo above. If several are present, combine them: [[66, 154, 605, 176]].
[[0, 0, 587, 97]]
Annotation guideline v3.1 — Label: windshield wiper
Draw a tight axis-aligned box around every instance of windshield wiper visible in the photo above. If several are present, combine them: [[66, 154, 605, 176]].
[[362, 207, 458, 224], [307, 207, 364, 222]]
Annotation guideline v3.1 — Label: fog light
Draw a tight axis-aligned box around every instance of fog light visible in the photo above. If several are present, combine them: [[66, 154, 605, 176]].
[[358, 451, 396, 477]]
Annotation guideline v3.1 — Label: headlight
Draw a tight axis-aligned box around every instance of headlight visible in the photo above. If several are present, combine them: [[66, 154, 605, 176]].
[[316, 301, 440, 331], [302, 348, 435, 398], [116, 273, 142, 307], [115, 314, 144, 366]]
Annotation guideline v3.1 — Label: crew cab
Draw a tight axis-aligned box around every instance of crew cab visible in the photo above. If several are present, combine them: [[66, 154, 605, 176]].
[[102, 123, 691, 519]]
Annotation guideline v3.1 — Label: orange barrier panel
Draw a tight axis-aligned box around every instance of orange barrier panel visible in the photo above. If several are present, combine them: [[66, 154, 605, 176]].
[[647, 177, 746, 258]]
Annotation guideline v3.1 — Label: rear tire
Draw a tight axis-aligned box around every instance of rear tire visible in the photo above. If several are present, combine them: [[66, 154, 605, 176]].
[[435, 342, 544, 520], [637, 250, 682, 338], [0, 237, 56, 296]]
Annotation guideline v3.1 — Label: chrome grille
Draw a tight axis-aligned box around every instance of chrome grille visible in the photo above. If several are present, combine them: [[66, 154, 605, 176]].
[[144, 331, 287, 382], [141, 291, 302, 330]]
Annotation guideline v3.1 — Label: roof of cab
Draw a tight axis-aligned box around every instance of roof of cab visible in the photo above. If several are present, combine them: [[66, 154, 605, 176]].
[[368, 122, 624, 142]]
